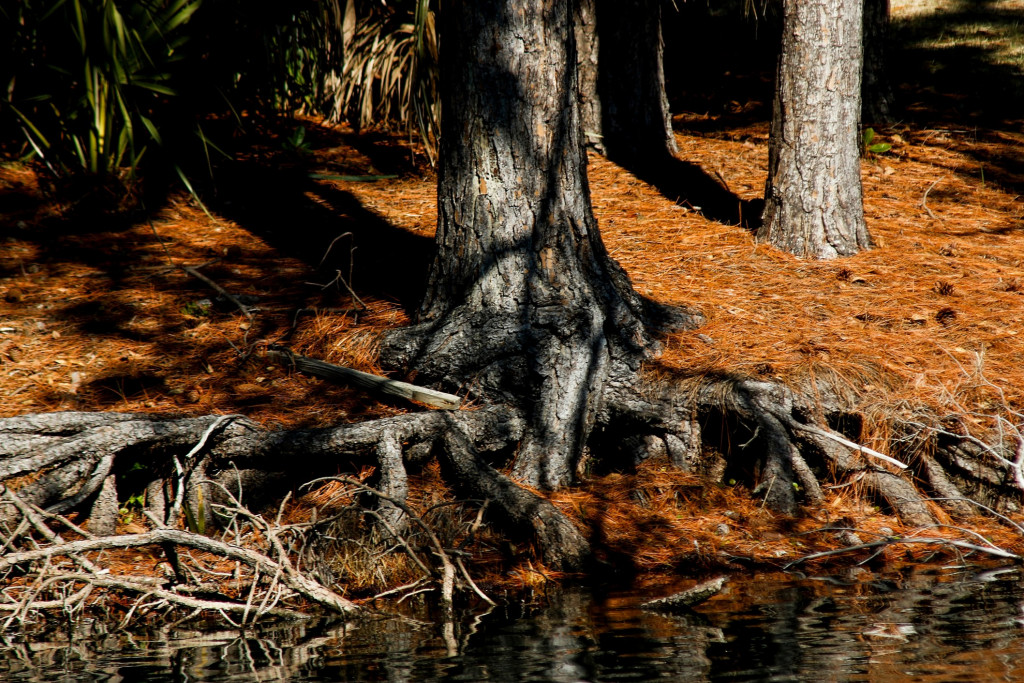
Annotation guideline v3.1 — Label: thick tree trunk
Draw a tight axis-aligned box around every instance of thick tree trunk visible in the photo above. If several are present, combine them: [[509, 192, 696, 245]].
[[575, 0, 677, 164], [759, 0, 871, 259], [385, 0, 652, 491], [862, 0, 896, 125]]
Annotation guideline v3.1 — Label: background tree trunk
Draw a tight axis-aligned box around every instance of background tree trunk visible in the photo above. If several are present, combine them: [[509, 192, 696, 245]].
[[862, 0, 896, 124], [759, 0, 871, 259], [575, 0, 604, 153], [575, 0, 677, 164]]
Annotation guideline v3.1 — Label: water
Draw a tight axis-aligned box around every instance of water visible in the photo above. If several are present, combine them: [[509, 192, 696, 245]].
[[2, 565, 1024, 682]]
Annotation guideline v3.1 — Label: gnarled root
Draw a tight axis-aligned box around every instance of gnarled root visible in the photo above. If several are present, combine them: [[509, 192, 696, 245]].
[[604, 375, 1022, 528]]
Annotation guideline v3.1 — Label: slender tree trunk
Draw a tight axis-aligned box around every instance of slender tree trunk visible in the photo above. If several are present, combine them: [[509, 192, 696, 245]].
[[574, 0, 677, 164], [387, 0, 650, 490], [862, 0, 895, 124], [575, 0, 604, 153], [759, 0, 871, 259]]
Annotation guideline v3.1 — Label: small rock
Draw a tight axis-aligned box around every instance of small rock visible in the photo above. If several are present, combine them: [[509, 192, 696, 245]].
[[715, 523, 730, 536], [835, 530, 863, 546]]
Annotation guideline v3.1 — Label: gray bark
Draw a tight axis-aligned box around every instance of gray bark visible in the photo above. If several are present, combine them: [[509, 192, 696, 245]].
[[862, 0, 895, 125], [575, 0, 677, 163], [385, 0, 653, 491], [575, 0, 604, 152], [759, 0, 871, 259]]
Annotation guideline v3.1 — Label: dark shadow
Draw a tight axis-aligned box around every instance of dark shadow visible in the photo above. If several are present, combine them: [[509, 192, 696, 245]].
[[202, 154, 433, 314], [662, 2, 780, 134], [630, 156, 765, 229], [658, 0, 1024, 226], [893, 0, 1024, 130], [883, 0, 1024, 200], [591, 1, 769, 228], [0, 117, 439, 421]]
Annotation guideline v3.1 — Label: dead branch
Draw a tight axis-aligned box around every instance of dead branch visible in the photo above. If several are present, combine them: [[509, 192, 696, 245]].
[[0, 528, 361, 614], [338, 477, 461, 613], [785, 535, 1021, 569], [267, 346, 462, 409], [641, 576, 728, 613], [921, 179, 940, 221], [5, 572, 305, 622], [182, 265, 255, 321]]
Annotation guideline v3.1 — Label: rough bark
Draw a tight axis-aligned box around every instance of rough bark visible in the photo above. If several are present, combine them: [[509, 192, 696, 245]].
[[574, 0, 604, 152], [0, 410, 451, 530], [759, 0, 872, 259], [438, 414, 591, 571], [862, 0, 896, 125], [384, 0, 659, 491], [4, 366, 1023, 574], [575, 0, 677, 164]]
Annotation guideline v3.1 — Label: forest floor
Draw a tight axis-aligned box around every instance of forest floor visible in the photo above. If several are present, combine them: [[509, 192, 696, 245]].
[[2, 0, 1024, 602]]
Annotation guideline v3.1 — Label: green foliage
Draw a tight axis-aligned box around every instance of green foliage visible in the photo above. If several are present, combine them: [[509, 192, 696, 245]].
[[190, 1, 347, 116], [118, 491, 146, 522], [3, 0, 201, 178], [281, 125, 312, 155], [862, 127, 892, 156], [180, 300, 210, 317]]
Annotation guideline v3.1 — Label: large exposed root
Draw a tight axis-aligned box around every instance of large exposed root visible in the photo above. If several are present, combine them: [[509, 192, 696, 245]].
[[1, 363, 1021, 623], [438, 414, 591, 572], [602, 374, 1022, 528]]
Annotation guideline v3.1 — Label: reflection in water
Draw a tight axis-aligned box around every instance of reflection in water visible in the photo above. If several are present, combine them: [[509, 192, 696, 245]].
[[1, 567, 1023, 681]]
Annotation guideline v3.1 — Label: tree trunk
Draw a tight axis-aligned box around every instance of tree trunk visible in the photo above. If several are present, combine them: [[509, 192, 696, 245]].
[[575, 0, 677, 164], [574, 1, 753, 226], [862, 0, 896, 125], [759, 0, 871, 259], [385, 0, 651, 491], [574, 0, 604, 153]]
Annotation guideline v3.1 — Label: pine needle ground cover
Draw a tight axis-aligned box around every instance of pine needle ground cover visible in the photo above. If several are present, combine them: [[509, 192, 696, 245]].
[[2, 110, 1022, 587]]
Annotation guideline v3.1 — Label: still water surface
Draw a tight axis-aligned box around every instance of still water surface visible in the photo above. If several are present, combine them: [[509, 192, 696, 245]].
[[3, 566, 1024, 681]]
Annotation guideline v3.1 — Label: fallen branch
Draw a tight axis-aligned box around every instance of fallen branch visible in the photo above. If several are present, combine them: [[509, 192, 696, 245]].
[[921, 179, 940, 221], [267, 346, 462, 410], [182, 265, 255, 321], [785, 535, 1021, 569], [0, 528, 361, 614], [1, 572, 305, 621], [338, 477, 464, 613], [789, 422, 908, 470]]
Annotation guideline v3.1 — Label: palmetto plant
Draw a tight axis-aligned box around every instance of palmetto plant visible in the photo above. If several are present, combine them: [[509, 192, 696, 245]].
[[3, 0, 200, 179], [333, 0, 439, 162], [1, 0, 441, 185]]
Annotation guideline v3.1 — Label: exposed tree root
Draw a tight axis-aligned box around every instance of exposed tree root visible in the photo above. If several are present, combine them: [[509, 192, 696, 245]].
[[1, 363, 1021, 623], [602, 374, 1023, 529]]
